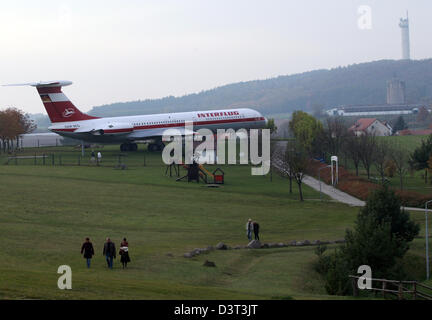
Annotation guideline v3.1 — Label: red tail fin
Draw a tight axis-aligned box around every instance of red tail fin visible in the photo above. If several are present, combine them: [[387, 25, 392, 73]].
[[35, 81, 99, 123]]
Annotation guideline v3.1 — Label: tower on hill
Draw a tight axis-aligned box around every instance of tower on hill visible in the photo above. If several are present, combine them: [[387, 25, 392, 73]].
[[399, 12, 410, 60]]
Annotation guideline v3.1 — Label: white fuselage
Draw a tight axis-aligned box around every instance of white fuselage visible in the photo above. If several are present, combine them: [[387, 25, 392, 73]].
[[50, 108, 266, 143]]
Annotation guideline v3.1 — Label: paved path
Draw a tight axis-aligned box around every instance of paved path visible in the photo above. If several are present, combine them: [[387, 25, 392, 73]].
[[273, 141, 428, 212]]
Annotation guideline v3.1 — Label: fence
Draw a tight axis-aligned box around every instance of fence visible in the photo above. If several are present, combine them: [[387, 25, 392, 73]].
[[4, 151, 154, 168], [349, 275, 432, 300]]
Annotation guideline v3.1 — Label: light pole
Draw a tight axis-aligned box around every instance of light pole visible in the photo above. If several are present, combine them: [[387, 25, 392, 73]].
[[425, 200, 432, 280], [318, 165, 331, 201]]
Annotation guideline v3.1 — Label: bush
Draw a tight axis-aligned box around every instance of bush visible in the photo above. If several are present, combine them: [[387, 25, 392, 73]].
[[384, 160, 396, 178]]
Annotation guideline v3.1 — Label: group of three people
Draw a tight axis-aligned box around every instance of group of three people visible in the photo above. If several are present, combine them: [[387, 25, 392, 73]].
[[246, 219, 260, 241], [80, 237, 131, 269]]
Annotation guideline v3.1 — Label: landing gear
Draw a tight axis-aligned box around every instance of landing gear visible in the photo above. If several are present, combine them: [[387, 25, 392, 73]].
[[120, 143, 138, 152], [148, 142, 164, 152]]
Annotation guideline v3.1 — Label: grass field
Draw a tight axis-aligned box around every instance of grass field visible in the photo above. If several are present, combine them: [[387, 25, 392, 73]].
[[0, 144, 429, 299]]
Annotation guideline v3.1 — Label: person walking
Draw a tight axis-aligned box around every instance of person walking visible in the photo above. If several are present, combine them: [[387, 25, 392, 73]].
[[80, 237, 95, 268], [246, 218, 253, 241], [97, 151, 102, 165], [119, 238, 131, 269], [253, 221, 260, 240], [103, 238, 116, 269], [90, 150, 96, 163]]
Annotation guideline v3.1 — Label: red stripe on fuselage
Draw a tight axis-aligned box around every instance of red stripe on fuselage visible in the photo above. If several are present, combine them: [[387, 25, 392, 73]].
[[51, 117, 265, 134], [132, 116, 265, 130]]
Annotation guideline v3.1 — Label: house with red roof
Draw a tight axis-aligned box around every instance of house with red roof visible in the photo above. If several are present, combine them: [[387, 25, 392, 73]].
[[349, 118, 392, 136]]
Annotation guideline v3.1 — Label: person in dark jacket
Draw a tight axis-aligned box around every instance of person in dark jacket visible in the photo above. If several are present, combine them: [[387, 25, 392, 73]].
[[253, 221, 260, 240], [119, 238, 131, 269], [103, 238, 116, 269], [246, 218, 253, 241], [81, 237, 95, 268]]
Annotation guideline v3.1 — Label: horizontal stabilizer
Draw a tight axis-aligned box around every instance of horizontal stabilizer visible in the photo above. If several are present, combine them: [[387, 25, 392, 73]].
[[3, 80, 72, 87]]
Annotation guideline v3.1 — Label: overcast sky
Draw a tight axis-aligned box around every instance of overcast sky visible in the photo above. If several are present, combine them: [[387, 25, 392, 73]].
[[0, 0, 430, 113]]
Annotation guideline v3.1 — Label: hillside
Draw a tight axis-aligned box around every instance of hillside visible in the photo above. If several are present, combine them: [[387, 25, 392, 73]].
[[31, 59, 432, 131], [88, 59, 432, 118]]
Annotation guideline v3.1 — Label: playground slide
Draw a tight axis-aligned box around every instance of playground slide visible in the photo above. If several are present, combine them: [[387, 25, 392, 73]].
[[199, 165, 214, 177]]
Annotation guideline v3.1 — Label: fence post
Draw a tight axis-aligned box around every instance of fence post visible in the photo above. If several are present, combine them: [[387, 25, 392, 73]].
[[382, 281, 386, 299], [398, 281, 403, 300], [43, 154, 45, 165], [352, 277, 359, 297], [413, 282, 417, 300]]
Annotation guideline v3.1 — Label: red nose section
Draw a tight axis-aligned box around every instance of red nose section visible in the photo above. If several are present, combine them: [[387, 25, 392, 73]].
[[36, 85, 99, 123]]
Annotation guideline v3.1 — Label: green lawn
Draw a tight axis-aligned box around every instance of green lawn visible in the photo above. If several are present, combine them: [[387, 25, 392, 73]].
[[0, 144, 428, 299], [377, 135, 426, 154]]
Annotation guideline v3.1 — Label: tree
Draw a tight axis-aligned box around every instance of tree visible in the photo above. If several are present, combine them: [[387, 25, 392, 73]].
[[265, 118, 278, 135], [392, 115, 407, 133], [358, 133, 377, 179], [373, 139, 391, 184], [285, 140, 309, 201], [358, 186, 419, 245], [389, 142, 409, 190], [428, 155, 432, 184], [289, 111, 323, 156], [409, 134, 432, 184], [278, 144, 294, 194], [269, 140, 278, 182], [417, 107, 430, 124], [322, 117, 349, 157], [316, 187, 419, 296], [344, 133, 362, 176], [273, 142, 294, 193], [0, 108, 36, 153]]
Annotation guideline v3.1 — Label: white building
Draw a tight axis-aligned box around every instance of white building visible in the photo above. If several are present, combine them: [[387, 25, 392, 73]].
[[349, 118, 392, 136]]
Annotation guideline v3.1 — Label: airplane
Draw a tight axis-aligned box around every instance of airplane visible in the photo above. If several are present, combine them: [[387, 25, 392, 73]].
[[5, 80, 267, 151]]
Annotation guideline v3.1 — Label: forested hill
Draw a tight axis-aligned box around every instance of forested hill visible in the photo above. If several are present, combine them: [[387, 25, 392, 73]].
[[88, 59, 432, 118]]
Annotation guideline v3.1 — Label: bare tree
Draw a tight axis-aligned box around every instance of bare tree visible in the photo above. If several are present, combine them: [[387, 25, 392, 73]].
[[273, 142, 294, 193], [322, 117, 349, 157], [344, 133, 362, 176], [390, 141, 409, 190], [358, 133, 377, 179], [373, 139, 391, 184], [285, 140, 309, 201]]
